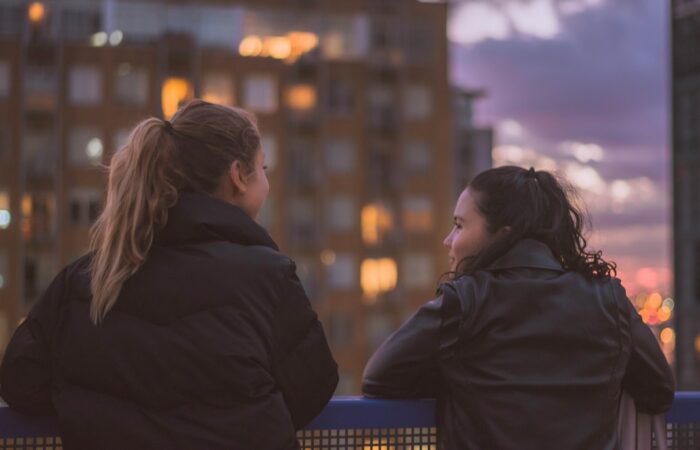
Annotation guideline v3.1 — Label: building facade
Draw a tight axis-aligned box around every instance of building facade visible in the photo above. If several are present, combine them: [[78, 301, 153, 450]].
[[0, 0, 458, 394], [672, 0, 700, 389]]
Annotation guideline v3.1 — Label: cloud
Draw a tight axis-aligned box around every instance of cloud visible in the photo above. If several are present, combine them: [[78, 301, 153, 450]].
[[505, 0, 560, 39], [448, 2, 511, 46]]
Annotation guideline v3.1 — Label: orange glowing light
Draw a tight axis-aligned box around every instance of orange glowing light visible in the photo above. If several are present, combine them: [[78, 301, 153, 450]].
[[361, 258, 397, 301], [161, 77, 192, 120], [239, 35, 263, 57], [657, 306, 672, 323], [646, 292, 663, 310], [695, 335, 700, 354], [660, 328, 675, 345], [28, 2, 45, 24], [265, 37, 292, 60], [286, 85, 316, 111], [361, 204, 393, 245]]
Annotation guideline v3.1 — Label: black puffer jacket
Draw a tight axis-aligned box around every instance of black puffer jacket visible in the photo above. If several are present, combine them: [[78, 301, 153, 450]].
[[0, 192, 338, 450], [363, 239, 674, 450]]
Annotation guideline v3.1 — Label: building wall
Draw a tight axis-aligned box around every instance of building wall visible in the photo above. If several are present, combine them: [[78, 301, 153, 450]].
[[0, 0, 454, 394]]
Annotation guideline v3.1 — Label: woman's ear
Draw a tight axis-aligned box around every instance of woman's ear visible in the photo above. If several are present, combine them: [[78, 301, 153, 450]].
[[229, 160, 248, 194]]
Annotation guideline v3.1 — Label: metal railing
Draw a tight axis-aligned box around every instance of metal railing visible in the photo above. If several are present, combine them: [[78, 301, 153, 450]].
[[1, 393, 699, 449]]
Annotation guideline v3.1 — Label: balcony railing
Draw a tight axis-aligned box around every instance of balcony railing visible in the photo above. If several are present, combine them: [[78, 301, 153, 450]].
[[1, 393, 699, 449]]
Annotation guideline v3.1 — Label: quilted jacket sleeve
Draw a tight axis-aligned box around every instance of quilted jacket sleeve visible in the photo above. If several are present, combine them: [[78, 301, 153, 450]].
[[271, 259, 338, 430], [0, 267, 67, 416]]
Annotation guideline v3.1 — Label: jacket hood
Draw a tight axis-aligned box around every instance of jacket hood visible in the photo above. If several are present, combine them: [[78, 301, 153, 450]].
[[154, 192, 278, 250]]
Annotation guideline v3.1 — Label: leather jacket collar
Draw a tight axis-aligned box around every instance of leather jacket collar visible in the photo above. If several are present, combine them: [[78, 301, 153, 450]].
[[486, 239, 564, 272]]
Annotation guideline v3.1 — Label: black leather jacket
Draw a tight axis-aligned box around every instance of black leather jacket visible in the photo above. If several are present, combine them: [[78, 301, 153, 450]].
[[363, 239, 674, 450]]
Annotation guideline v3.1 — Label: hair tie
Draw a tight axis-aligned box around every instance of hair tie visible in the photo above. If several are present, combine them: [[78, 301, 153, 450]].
[[163, 120, 174, 132]]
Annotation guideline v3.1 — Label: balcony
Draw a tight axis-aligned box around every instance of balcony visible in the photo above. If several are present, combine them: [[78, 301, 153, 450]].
[[1, 393, 699, 449]]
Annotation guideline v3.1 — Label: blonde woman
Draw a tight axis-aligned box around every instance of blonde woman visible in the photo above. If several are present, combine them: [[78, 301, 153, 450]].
[[0, 100, 338, 449]]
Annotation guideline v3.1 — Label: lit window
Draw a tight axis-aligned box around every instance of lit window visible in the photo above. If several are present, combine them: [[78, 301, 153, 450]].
[[69, 127, 103, 166], [260, 133, 277, 171], [0, 251, 7, 289], [327, 253, 356, 290], [286, 84, 316, 111], [403, 253, 435, 289], [404, 140, 431, 172], [0, 61, 9, 98], [202, 73, 235, 106], [28, 2, 46, 24], [161, 77, 193, 119], [114, 63, 149, 106], [325, 138, 355, 173], [326, 196, 355, 232], [403, 196, 433, 232], [403, 84, 432, 121], [361, 258, 397, 302], [68, 65, 102, 105], [0, 190, 10, 230], [361, 202, 394, 245], [243, 74, 277, 113]]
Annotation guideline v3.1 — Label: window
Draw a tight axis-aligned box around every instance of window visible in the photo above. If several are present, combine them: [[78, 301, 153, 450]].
[[260, 133, 277, 171], [288, 197, 317, 246], [243, 74, 277, 113], [68, 189, 102, 226], [25, 65, 56, 109], [367, 312, 394, 352], [0, 189, 10, 230], [286, 84, 316, 111], [0, 61, 9, 98], [326, 196, 355, 231], [113, 128, 131, 153], [115, 64, 149, 106], [403, 196, 433, 232], [403, 140, 431, 172], [327, 253, 356, 290], [257, 195, 274, 229], [0, 251, 6, 289], [69, 127, 103, 166], [328, 311, 354, 348], [403, 253, 434, 289], [287, 139, 318, 187], [325, 138, 355, 173], [403, 84, 432, 120], [361, 258, 397, 301], [68, 65, 102, 105], [23, 251, 56, 304], [202, 73, 234, 106], [326, 79, 354, 115], [361, 202, 394, 245], [23, 128, 55, 177], [161, 77, 193, 119], [368, 85, 396, 130]]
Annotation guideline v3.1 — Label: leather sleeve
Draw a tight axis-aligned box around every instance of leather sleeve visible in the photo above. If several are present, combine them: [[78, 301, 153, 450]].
[[618, 280, 675, 414], [362, 293, 450, 398], [271, 259, 338, 430], [0, 268, 67, 416]]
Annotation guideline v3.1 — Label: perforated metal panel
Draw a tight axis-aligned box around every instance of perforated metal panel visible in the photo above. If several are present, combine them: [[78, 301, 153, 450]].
[[296, 427, 438, 450], [0, 436, 62, 450]]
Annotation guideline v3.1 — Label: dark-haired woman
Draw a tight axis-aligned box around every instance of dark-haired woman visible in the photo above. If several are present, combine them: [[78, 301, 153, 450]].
[[0, 100, 338, 450], [363, 166, 673, 450]]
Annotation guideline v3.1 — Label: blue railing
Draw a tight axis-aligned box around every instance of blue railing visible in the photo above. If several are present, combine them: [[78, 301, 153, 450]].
[[1, 393, 699, 449]]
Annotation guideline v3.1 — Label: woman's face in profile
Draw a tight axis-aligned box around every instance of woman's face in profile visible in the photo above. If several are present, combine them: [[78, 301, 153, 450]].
[[443, 188, 494, 271]]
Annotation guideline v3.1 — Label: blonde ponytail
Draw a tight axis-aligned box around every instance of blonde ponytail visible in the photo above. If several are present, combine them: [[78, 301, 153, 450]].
[[88, 118, 177, 324], [88, 100, 261, 324]]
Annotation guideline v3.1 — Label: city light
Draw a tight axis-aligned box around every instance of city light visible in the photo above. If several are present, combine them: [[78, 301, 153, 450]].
[[238, 31, 319, 63], [361, 258, 397, 301], [0, 211, 10, 230], [85, 138, 103, 163], [90, 32, 108, 47], [161, 77, 193, 120], [320, 249, 336, 266], [361, 204, 393, 245], [266, 37, 292, 60], [109, 30, 123, 46], [660, 327, 675, 345], [286, 85, 316, 111], [28, 2, 45, 24], [239, 35, 263, 57]]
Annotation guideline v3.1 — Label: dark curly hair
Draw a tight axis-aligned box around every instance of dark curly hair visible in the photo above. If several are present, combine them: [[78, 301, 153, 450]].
[[453, 165, 616, 279]]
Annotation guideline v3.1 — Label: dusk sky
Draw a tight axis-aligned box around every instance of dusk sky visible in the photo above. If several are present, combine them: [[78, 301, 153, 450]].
[[447, 0, 670, 295]]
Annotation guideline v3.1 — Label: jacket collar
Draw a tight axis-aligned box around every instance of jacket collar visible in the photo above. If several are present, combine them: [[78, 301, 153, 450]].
[[486, 239, 564, 272], [154, 192, 278, 250]]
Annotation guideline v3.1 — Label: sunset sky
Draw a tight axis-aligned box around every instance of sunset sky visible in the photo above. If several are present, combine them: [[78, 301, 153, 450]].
[[447, 0, 670, 295]]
